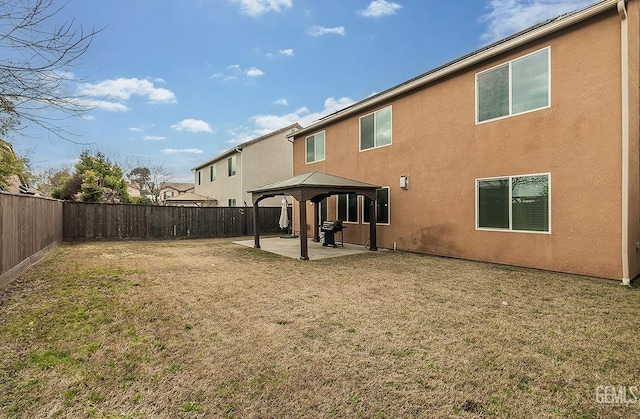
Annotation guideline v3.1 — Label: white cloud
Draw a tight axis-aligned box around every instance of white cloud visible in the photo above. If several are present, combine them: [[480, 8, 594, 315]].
[[171, 119, 214, 133], [161, 148, 204, 155], [479, 0, 594, 44], [74, 98, 130, 112], [279, 48, 294, 56], [274, 98, 288, 106], [359, 0, 403, 17], [306, 26, 345, 36], [143, 135, 167, 141], [225, 96, 354, 144], [129, 127, 144, 132], [233, 0, 292, 17], [246, 67, 265, 77], [75, 78, 177, 111], [211, 65, 266, 82]]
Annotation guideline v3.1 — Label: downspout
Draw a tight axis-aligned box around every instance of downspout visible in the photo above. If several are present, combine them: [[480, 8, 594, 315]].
[[235, 147, 243, 207], [618, 0, 631, 285]]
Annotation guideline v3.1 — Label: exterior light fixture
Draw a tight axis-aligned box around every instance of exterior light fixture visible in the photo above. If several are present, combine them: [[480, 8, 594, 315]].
[[400, 175, 409, 190]]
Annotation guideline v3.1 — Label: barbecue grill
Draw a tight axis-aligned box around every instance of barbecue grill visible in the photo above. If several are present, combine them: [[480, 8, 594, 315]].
[[321, 220, 344, 247]]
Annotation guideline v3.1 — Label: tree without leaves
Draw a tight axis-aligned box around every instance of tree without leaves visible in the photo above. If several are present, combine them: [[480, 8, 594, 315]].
[[128, 164, 172, 205], [33, 165, 71, 196], [0, 0, 100, 139]]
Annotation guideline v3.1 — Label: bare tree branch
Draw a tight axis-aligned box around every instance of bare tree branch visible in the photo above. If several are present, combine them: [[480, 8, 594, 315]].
[[0, 0, 102, 139]]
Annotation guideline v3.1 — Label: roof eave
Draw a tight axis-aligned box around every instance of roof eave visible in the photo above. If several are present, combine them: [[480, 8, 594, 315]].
[[191, 123, 302, 171], [292, 0, 617, 138]]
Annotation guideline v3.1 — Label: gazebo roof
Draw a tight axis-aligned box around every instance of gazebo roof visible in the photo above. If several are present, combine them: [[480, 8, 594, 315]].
[[249, 171, 380, 203], [249, 171, 380, 260]]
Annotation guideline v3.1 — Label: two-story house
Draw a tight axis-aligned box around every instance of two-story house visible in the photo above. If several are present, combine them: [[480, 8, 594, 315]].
[[289, 0, 640, 282], [159, 182, 194, 204], [193, 123, 301, 207]]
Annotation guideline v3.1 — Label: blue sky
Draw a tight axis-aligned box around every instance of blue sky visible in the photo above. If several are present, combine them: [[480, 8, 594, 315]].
[[11, 0, 595, 181]]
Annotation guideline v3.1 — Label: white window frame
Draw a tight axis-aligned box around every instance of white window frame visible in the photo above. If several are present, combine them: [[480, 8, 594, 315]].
[[197, 170, 202, 185], [210, 164, 216, 182], [228, 198, 236, 207], [336, 193, 359, 224], [475, 47, 551, 124], [228, 156, 236, 177], [362, 186, 390, 225], [359, 106, 393, 152], [475, 172, 551, 234], [305, 130, 326, 164]]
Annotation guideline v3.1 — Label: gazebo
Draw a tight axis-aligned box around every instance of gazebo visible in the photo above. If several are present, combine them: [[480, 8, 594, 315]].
[[249, 171, 381, 260]]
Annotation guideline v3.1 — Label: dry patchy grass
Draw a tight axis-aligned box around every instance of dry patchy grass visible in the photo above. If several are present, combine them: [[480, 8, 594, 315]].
[[0, 238, 639, 418]]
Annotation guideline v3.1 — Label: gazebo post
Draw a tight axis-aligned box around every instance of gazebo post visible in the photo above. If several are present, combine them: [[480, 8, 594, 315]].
[[313, 200, 320, 242], [299, 200, 309, 260], [253, 201, 261, 249], [369, 199, 377, 251]]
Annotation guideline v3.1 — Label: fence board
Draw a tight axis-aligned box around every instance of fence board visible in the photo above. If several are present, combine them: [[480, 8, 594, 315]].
[[0, 192, 63, 287], [62, 202, 283, 241], [1, 196, 284, 288]]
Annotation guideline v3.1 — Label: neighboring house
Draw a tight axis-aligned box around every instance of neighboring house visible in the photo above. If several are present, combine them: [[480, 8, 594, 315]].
[[165, 192, 217, 207], [0, 140, 27, 194], [159, 182, 194, 204], [193, 123, 301, 207], [127, 183, 141, 198], [289, 0, 640, 282]]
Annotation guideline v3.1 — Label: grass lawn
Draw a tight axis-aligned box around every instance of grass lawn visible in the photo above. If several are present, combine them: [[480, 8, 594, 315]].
[[1, 238, 639, 418]]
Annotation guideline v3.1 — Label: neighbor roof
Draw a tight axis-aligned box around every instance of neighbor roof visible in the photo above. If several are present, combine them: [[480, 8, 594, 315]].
[[291, 0, 615, 138], [162, 182, 194, 192], [192, 123, 302, 171], [165, 192, 213, 202]]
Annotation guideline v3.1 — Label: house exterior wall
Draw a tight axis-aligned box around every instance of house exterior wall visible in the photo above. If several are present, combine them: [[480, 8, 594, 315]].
[[293, 7, 638, 280], [626, 1, 640, 279], [194, 130, 293, 207]]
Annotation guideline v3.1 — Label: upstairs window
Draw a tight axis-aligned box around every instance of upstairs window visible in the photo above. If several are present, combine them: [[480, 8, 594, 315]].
[[210, 164, 216, 182], [306, 131, 325, 163], [476, 173, 550, 232], [228, 155, 236, 177], [476, 47, 550, 123], [360, 106, 392, 151], [197, 170, 202, 185], [337, 193, 358, 223]]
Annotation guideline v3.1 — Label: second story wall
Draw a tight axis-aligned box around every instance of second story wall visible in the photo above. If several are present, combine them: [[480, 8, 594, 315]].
[[194, 125, 296, 206], [292, 6, 631, 279]]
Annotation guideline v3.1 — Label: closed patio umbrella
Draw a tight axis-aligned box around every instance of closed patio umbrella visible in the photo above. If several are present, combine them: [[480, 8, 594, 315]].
[[279, 197, 289, 230]]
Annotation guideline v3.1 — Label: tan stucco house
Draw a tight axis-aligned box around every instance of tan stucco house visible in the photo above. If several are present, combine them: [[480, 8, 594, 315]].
[[159, 182, 194, 204], [193, 123, 301, 207], [289, 0, 640, 282]]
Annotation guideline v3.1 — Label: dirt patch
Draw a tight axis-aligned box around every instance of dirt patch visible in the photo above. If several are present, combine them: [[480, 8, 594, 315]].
[[1, 238, 639, 417]]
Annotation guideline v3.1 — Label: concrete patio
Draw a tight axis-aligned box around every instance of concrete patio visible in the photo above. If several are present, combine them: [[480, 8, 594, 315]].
[[234, 236, 375, 260]]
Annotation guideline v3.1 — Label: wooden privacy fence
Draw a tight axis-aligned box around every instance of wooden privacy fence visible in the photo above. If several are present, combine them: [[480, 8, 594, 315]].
[[63, 202, 285, 240], [0, 192, 63, 288], [1, 196, 284, 288]]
